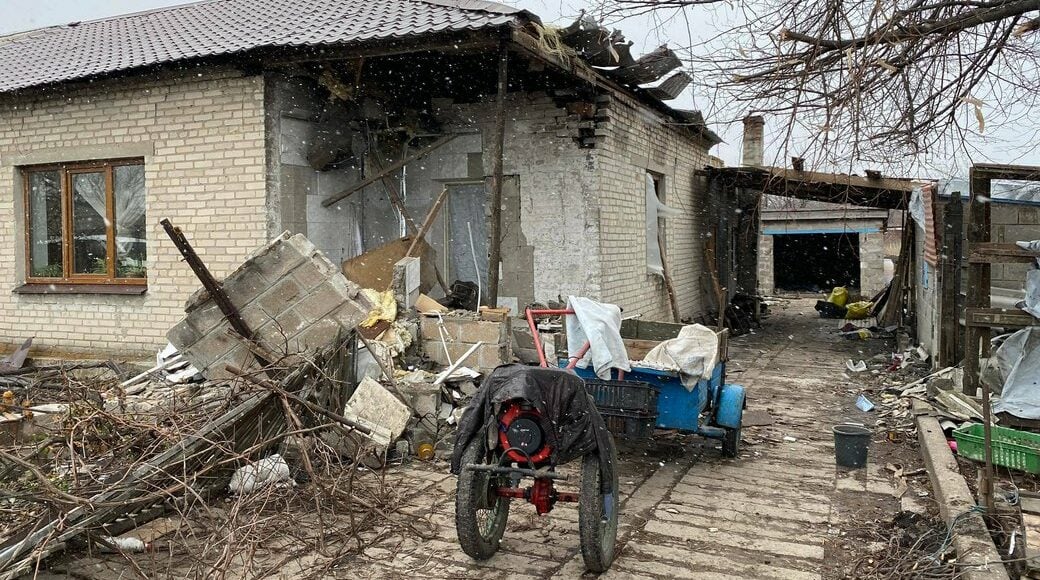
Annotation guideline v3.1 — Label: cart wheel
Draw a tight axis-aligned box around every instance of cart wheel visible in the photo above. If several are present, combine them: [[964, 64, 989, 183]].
[[579, 441, 619, 573], [455, 437, 510, 560], [722, 426, 741, 458]]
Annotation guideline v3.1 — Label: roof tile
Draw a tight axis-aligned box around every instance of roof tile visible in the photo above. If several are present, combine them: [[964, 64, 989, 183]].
[[0, 0, 523, 92]]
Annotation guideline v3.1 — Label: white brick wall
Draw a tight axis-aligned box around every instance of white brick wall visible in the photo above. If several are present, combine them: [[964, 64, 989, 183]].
[[0, 69, 267, 357], [595, 92, 713, 321]]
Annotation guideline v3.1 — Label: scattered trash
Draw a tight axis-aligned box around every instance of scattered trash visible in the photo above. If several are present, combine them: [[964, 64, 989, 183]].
[[846, 360, 868, 373], [229, 454, 293, 494], [783, 436, 798, 443], [98, 536, 149, 553], [856, 394, 875, 412]]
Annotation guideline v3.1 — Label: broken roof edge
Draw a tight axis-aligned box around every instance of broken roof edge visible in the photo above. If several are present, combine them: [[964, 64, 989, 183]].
[[704, 165, 923, 209], [507, 28, 721, 148], [417, 0, 540, 22]]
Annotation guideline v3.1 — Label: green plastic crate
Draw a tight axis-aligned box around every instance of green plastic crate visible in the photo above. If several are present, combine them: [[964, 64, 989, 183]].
[[953, 423, 1040, 474]]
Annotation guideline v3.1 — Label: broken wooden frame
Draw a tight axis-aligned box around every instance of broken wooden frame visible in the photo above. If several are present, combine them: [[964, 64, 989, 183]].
[[959, 163, 1040, 513]]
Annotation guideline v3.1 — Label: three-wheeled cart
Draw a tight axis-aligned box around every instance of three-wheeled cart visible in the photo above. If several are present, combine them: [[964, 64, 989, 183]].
[[526, 309, 746, 456]]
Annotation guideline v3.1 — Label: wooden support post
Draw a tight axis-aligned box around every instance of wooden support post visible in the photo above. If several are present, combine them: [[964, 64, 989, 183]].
[[658, 234, 681, 323], [938, 191, 963, 367], [160, 219, 253, 341], [486, 41, 508, 308], [965, 168, 995, 513]]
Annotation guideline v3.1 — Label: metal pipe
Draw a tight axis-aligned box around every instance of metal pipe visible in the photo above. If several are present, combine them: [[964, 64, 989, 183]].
[[463, 464, 567, 480], [525, 308, 577, 368]]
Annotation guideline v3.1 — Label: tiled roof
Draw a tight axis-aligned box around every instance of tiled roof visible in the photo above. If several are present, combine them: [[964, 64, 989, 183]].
[[0, 0, 529, 93]]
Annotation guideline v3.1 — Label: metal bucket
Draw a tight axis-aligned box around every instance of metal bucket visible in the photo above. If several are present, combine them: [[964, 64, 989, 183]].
[[833, 424, 871, 468]]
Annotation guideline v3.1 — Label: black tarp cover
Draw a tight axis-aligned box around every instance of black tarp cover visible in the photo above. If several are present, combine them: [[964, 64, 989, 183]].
[[450, 364, 615, 493]]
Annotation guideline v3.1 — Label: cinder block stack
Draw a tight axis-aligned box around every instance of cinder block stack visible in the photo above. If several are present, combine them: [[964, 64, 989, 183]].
[[418, 316, 512, 372], [167, 232, 371, 380]]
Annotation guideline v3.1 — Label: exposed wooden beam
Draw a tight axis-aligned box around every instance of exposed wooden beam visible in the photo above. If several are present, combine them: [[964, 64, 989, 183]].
[[321, 134, 458, 208]]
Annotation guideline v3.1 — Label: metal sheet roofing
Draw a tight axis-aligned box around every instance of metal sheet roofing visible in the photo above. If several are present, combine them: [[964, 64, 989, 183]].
[[0, 0, 528, 93]]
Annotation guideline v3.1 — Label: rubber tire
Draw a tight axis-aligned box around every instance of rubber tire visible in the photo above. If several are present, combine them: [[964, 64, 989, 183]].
[[722, 426, 741, 458], [455, 437, 510, 561], [579, 443, 619, 573]]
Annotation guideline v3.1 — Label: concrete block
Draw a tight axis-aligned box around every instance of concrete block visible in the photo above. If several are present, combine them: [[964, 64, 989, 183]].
[[476, 344, 510, 370], [392, 257, 421, 310], [419, 317, 459, 341], [256, 276, 304, 317], [330, 300, 369, 331], [207, 345, 257, 381], [184, 299, 226, 336], [291, 260, 331, 292], [456, 319, 509, 344], [167, 319, 201, 351], [344, 376, 412, 444], [240, 302, 274, 331], [222, 266, 271, 310], [248, 234, 308, 281], [421, 340, 468, 367], [183, 328, 236, 368], [294, 284, 345, 323], [399, 381, 440, 420], [295, 318, 342, 352]]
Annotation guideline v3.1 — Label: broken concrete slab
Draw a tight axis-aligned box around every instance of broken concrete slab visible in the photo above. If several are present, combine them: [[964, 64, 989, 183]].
[[915, 401, 1011, 580], [343, 377, 412, 447], [167, 232, 372, 380]]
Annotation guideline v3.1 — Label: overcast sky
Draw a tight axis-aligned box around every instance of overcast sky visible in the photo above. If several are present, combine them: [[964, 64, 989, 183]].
[[2, 0, 1036, 175]]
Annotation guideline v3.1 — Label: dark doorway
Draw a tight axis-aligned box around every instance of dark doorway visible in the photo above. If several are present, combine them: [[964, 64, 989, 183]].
[[773, 233, 860, 292]]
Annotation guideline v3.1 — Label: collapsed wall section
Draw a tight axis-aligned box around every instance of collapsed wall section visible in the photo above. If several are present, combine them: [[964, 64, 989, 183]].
[[167, 233, 370, 380]]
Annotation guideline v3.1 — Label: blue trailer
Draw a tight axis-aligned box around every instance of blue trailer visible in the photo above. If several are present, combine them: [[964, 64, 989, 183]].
[[567, 360, 745, 457]]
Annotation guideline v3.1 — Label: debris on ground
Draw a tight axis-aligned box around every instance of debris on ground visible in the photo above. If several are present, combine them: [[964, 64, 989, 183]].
[[850, 511, 960, 579]]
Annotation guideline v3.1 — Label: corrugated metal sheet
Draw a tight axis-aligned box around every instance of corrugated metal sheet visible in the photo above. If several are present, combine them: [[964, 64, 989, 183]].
[[0, 0, 525, 93]]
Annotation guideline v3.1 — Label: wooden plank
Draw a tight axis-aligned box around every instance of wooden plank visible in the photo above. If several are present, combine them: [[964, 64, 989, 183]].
[[321, 134, 458, 208], [970, 163, 1040, 181], [969, 242, 1040, 263], [620, 319, 684, 341], [966, 308, 1039, 328], [623, 338, 660, 361], [658, 234, 681, 323], [938, 193, 964, 367]]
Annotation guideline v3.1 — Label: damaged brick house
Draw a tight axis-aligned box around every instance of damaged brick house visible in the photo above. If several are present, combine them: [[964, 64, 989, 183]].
[[0, 0, 729, 357]]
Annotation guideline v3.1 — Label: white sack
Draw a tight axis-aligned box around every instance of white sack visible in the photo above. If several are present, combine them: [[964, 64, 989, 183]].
[[640, 324, 719, 391], [229, 454, 292, 494]]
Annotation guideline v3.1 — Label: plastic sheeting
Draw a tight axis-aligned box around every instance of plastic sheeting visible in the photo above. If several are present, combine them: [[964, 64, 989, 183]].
[[566, 296, 631, 380], [450, 364, 615, 492], [646, 173, 681, 277], [992, 327, 1040, 419], [1024, 268, 1040, 320]]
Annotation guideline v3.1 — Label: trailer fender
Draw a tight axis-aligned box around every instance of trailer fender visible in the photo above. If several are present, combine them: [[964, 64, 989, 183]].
[[714, 384, 745, 430]]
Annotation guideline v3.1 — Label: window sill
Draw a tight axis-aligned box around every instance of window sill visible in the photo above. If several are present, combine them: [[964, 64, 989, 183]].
[[13, 283, 147, 296]]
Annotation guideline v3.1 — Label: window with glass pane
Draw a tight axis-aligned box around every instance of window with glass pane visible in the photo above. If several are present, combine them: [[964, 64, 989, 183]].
[[27, 171, 62, 277], [71, 172, 109, 275], [22, 159, 146, 285], [113, 165, 146, 278]]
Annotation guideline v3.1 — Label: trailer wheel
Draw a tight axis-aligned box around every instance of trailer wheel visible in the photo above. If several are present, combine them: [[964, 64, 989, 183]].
[[722, 426, 741, 458], [579, 440, 619, 573], [455, 437, 510, 560]]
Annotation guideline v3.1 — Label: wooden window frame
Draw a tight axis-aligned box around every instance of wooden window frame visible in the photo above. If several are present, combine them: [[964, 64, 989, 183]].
[[21, 158, 147, 287]]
